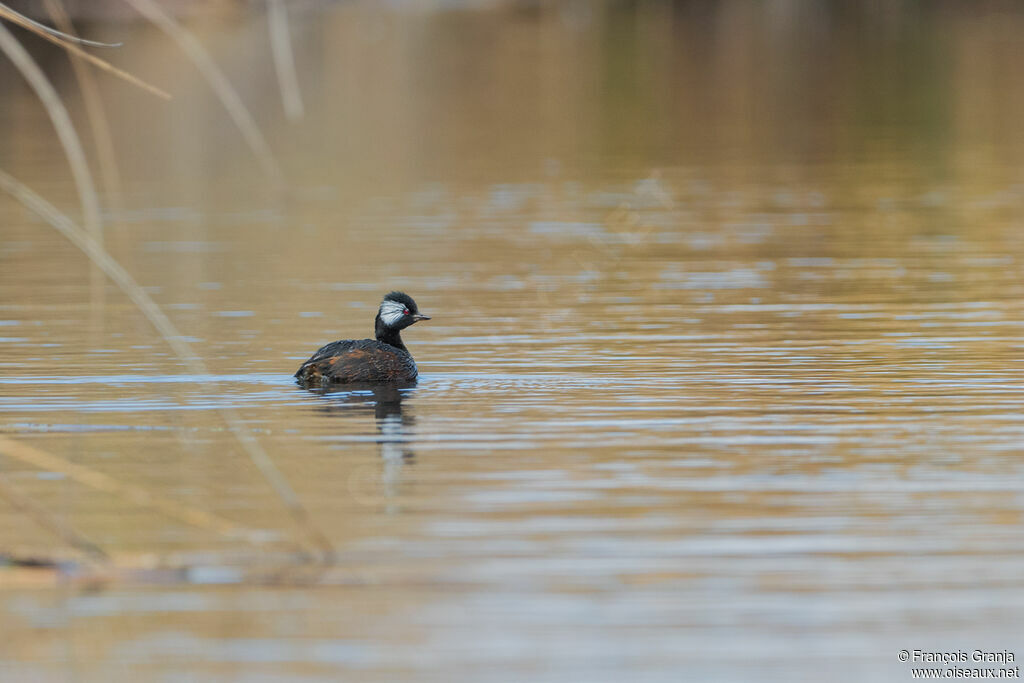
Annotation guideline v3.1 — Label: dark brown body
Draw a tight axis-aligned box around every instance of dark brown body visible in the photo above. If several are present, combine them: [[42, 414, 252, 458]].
[[295, 339, 418, 385]]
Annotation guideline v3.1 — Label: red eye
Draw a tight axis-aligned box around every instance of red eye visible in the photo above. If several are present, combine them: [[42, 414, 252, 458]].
[[403, 308, 410, 315]]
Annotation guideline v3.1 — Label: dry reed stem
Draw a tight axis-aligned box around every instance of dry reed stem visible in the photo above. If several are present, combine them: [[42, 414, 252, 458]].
[[0, 473, 109, 563], [0, 169, 333, 562], [44, 0, 124, 208], [0, 20, 103, 248], [124, 0, 285, 186], [0, 2, 121, 48], [0, 436, 249, 541], [0, 3, 171, 100], [268, 0, 304, 121]]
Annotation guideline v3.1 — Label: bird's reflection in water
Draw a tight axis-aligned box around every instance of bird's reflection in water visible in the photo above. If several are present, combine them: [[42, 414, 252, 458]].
[[306, 382, 416, 511]]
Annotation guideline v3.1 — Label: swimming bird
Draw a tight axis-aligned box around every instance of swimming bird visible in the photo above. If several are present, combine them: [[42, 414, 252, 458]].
[[295, 291, 430, 385]]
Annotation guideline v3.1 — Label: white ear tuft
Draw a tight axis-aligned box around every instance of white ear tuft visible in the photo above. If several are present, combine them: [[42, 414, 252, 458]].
[[379, 299, 405, 326]]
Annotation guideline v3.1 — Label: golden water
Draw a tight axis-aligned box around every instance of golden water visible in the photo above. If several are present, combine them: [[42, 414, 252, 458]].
[[2, 3, 1024, 681]]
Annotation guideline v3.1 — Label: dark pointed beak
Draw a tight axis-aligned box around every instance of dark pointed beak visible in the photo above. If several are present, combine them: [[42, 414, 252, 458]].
[[412, 313, 431, 322]]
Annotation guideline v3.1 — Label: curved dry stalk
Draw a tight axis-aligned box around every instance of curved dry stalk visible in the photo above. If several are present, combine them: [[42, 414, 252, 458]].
[[268, 0, 304, 121], [0, 4, 170, 100], [124, 0, 285, 186], [44, 0, 124, 207], [0, 436, 254, 543], [0, 2, 121, 48], [0, 170, 333, 563], [0, 473, 109, 564], [0, 20, 102, 245]]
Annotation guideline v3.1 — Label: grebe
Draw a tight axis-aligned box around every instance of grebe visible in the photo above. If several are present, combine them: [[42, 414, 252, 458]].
[[295, 291, 430, 385]]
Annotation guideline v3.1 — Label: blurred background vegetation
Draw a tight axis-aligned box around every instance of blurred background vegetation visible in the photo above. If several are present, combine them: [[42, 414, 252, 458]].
[[4, 1, 1024, 201]]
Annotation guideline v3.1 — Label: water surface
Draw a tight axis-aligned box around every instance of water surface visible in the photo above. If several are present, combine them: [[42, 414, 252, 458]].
[[2, 3, 1024, 681]]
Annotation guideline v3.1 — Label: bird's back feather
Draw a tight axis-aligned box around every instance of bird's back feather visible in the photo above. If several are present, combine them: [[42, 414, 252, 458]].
[[294, 338, 418, 384]]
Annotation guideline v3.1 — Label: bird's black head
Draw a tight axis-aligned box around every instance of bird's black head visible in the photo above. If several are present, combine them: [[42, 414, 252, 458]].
[[375, 291, 430, 346]]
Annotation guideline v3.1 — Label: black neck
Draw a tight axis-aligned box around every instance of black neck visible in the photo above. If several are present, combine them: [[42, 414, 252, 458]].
[[375, 313, 407, 352]]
